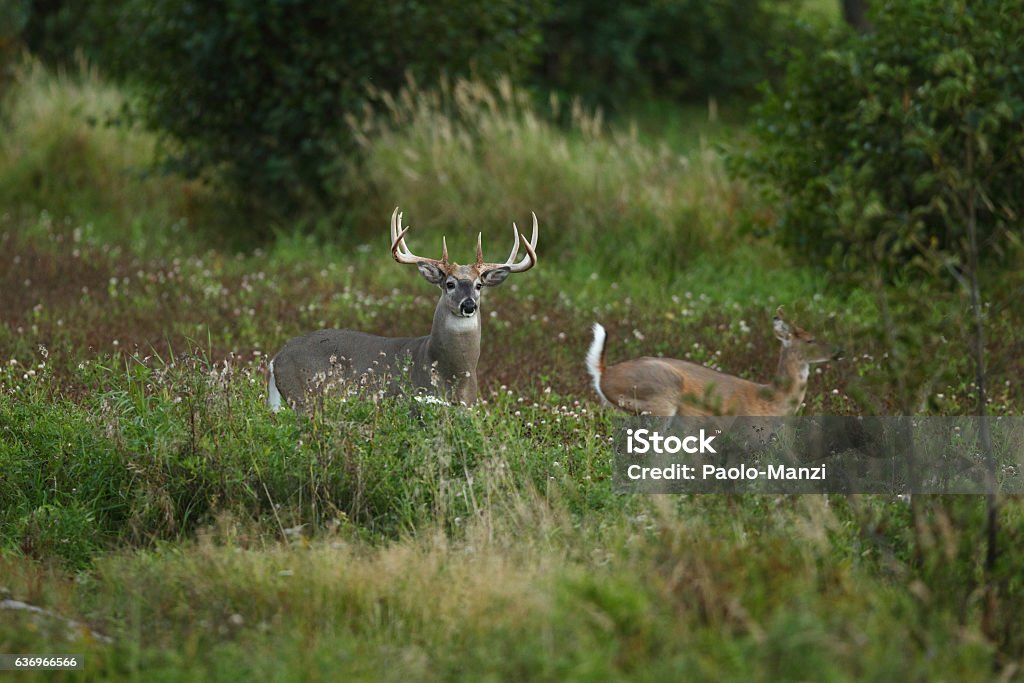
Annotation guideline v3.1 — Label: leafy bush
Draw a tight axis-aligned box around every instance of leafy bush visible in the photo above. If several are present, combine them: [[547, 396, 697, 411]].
[[739, 0, 1024, 272], [13, 0, 120, 67], [534, 0, 811, 108], [0, 0, 29, 98], [107, 0, 550, 221]]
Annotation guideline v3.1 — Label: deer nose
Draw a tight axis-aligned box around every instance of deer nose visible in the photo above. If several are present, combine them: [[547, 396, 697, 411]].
[[460, 299, 477, 315]]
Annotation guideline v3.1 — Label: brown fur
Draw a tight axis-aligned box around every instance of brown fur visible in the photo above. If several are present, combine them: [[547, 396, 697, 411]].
[[591, 311, 837, 416]]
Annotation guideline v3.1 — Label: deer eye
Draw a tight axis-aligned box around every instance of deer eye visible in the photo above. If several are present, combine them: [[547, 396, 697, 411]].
[[446, 281, 456, 291], [475, 282, 483, 290]]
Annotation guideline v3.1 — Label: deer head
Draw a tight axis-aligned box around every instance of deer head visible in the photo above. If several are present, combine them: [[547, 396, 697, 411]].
[[772, 306, 838, 366], [389, 207, 537, 319]]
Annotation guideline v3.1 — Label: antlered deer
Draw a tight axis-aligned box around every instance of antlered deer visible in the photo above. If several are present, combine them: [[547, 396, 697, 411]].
[[586, 307, 837, 416], [269, 208, 538, 410]]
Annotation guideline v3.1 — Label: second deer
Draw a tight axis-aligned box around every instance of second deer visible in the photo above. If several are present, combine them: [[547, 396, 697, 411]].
[[586, 307, 838, 416]]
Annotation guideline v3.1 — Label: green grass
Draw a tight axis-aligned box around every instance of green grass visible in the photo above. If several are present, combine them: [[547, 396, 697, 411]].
[[339, 77, 763, 276], [0, 495, 1001, 681], [1, 65, 1023, 680], [0, 58, 237, 254]]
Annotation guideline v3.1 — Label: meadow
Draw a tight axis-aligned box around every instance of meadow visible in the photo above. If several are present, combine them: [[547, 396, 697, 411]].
[[1, 61, 1023, 680]]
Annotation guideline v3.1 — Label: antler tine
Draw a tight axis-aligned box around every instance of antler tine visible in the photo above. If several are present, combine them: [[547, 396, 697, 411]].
[[390, 206, 401, 249], [477, 212, 539, 274], [507, 224, 521, 264], [509, 224, 537, 273], [390, 208, 417, 264], [390, 224, 413, 261], [775, 305, 785, 319], [476, 224, 519, 267], [505, 212, 538, 273], [390, 207, 448, 266]]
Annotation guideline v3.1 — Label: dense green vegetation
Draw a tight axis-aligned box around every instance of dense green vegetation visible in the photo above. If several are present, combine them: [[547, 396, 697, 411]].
[[1, 0, 1023, 680], [7, 0, 818, 221], [535, 0, 820, 106], [742, 0, 1024, 271]]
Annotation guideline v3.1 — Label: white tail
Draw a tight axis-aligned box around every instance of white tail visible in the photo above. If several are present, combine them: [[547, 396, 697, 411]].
[[588, 307, 838, 416], [269, 208, 538, 410], [585, 322, 610, 406], [267, 359, 283, 412]]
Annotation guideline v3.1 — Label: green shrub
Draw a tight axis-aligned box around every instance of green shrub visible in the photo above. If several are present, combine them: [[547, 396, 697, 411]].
[[0, 0, 29, 98], [739, 0, 1024, 272], [534, 0, 812, 109], [14, 0, 120, 68], [107, 0, 550, 223]]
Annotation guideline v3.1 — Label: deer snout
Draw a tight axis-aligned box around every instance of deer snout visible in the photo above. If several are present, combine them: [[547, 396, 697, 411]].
[[459, 299, 477, 316]]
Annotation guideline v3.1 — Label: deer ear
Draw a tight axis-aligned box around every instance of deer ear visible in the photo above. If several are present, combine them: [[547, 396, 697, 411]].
[[480, 267, 511, 287], [773, 316, 792, 342], [417, 261, 445, 285]]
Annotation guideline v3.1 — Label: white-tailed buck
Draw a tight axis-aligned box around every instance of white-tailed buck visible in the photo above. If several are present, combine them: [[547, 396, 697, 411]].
[[586, 307, 837, 416], [268, 208, 538, 410]]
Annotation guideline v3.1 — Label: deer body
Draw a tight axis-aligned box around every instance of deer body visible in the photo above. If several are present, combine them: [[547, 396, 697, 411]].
[[268, 209, 537, 411], [586, 309, 836, 417]]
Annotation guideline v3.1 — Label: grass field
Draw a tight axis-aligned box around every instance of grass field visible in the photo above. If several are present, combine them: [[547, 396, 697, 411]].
[[1, 64, 1023, 680]]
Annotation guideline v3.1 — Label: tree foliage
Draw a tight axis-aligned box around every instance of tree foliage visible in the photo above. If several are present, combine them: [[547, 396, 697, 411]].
[[104, 0, 550, 219], [739, 0, 1024, 273], [534, 0, 810, 108], [15, 0, 118, 66], [0, 1, 30, 97]]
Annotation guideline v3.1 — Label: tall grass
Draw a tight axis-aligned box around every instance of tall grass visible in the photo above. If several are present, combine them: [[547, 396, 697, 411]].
[[2, 351, 1021, 679], [0, 59, 217, 252], [343, 77, 757, 275], [0, 490, 1005, 680]]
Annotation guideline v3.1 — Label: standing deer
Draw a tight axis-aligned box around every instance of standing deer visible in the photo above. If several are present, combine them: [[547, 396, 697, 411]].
[[586, 307, 837, 416], [268, 208, 538, 410]]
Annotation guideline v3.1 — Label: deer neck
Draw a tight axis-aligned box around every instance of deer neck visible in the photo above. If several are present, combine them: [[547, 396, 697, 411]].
[[768, 346, 810, 415], [426, 298, 481, 399]]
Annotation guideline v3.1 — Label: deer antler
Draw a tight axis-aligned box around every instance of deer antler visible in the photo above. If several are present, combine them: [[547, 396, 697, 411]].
[[476, 212, 539, 274], [390, 207, 449, 267]]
